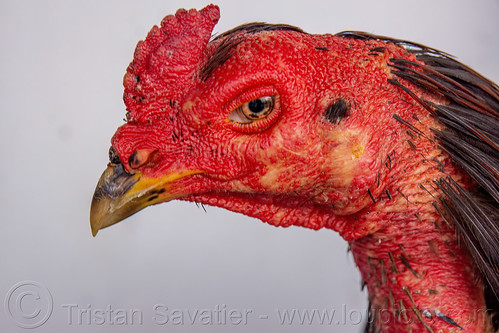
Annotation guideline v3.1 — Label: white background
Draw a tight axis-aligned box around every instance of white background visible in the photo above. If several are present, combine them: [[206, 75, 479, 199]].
[[1, 0, 498, 332]]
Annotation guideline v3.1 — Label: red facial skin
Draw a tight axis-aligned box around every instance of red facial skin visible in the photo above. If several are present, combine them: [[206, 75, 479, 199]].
[[110, 5, 490, 332]]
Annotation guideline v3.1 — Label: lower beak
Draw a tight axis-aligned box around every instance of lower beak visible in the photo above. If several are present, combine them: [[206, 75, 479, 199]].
[[90, 164, 199, 236]]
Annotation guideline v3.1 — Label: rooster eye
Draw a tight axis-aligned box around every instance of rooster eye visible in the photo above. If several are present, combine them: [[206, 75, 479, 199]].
[[228, 96, 275, 123]]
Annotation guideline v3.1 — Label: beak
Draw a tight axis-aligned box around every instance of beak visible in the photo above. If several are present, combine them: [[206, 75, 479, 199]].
[[90, 164, 199, 236]]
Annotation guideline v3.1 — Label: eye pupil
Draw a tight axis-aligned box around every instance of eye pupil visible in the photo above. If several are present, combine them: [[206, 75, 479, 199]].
[[248, 98, 266, 113], [245, 96, 274, 119], [227, 95, 276, 125]]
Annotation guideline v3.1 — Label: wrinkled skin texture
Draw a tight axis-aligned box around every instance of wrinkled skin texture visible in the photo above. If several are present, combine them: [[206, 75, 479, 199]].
[[91, 5, 493, 332]]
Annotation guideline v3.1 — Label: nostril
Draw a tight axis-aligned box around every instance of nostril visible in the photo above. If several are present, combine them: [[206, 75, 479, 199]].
[[108, 146, 122, 165], [128, 149, 155, 169]]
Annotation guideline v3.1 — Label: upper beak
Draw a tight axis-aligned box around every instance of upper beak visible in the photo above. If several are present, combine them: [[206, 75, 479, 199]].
[[90, 163, 199, 236]]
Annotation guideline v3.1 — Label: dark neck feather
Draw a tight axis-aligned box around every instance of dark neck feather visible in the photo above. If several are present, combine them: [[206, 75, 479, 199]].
[[337, 31, 499, 331]]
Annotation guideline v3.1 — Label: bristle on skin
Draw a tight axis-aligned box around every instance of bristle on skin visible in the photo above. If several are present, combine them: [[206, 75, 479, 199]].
[[338, 31, 498, 332]]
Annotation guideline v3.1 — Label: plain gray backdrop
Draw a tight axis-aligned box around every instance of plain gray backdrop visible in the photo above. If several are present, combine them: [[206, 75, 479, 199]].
[[1, 0, 498, 332]]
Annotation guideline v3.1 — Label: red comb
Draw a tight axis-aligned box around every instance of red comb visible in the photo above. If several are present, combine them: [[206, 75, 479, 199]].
[[123, 4, 220, 123]]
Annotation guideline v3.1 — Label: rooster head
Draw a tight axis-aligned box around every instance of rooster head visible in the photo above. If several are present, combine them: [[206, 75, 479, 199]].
[[91, 5, 438, 238]]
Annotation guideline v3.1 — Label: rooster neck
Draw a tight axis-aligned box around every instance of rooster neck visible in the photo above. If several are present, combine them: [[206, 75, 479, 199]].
[[347, 145, 491, 332], [350, 217, 490, 332]]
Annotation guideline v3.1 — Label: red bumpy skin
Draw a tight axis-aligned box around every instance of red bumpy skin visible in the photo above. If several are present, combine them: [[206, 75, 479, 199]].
[[92, 5, 496, 332]]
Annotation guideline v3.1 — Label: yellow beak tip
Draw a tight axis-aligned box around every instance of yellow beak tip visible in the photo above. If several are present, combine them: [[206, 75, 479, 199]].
[[89, 165, 201, 237], [90, 206, 103, 237], [91, 224, 99, 237]]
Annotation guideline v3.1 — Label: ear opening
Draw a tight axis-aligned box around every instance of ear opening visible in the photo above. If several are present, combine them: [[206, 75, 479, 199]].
[[324, 97, 351, 125]]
